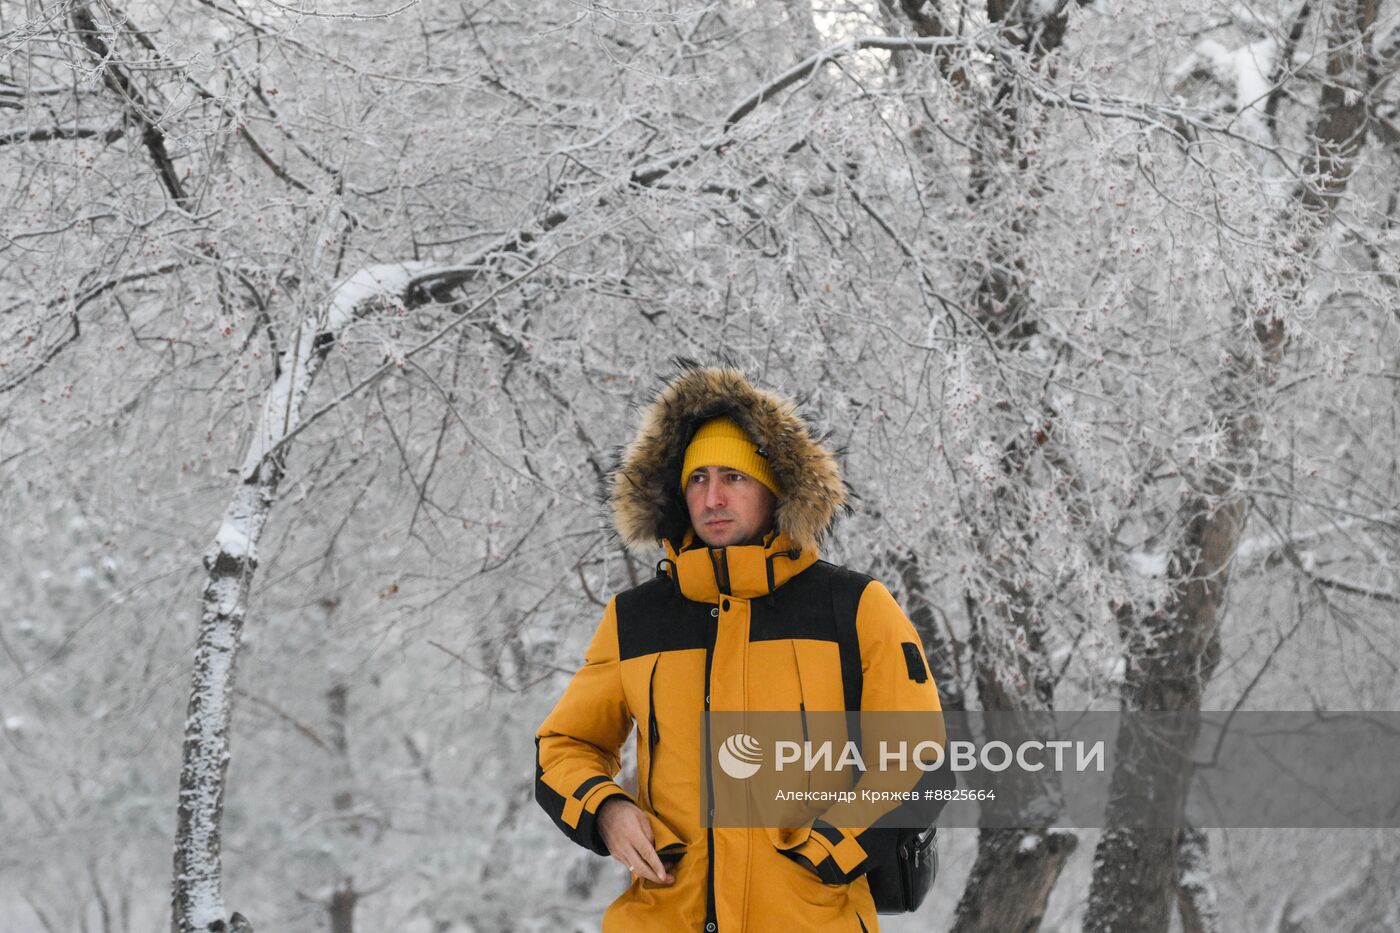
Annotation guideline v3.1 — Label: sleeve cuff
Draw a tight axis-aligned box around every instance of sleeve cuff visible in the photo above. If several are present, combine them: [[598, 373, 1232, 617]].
[[578, 781, 634, 856], [783, 820, 873, 884]]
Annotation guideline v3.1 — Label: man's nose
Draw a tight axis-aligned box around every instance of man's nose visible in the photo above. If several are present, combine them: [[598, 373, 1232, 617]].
[[705, 481, 726, 509]]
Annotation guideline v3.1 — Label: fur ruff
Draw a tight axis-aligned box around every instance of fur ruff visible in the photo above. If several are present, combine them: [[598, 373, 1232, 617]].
[[609, 361, 848, 554]]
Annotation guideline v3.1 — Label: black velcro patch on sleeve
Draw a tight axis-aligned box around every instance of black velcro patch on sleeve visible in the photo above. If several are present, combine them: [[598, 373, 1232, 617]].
[[901, 642, 929, 683]]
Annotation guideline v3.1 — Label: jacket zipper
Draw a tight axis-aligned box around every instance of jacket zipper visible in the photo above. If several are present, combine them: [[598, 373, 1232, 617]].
[[709, 546, 731, 596], [702, 600, 718, 932], [703, 547, 729, 933]]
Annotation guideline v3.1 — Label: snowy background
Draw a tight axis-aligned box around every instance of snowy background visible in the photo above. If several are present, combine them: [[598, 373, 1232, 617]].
[[3, 0, 1399, 930]]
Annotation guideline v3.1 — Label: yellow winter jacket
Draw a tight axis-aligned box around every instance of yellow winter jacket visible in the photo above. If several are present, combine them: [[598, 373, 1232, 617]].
[[534, 365, 947, 932], [536, 528, 945, 932]]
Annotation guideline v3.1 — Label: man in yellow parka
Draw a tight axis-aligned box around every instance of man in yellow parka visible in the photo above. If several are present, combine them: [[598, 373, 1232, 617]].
[[535, 362, 947, 932]]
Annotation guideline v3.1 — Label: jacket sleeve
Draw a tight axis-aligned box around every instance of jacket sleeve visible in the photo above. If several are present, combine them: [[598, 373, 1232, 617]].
[[781, 579, 952, 884], [535, 596, 637, 856]]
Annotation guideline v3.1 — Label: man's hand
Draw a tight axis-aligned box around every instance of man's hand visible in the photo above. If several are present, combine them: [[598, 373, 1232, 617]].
[[597, 798, 675, 885]]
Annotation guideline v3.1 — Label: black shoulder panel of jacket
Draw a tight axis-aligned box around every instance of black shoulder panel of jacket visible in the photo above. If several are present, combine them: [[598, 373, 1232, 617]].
[[614, 575, 714, 661], [748, 560, 870, 641], [613, 561, 874, 684]]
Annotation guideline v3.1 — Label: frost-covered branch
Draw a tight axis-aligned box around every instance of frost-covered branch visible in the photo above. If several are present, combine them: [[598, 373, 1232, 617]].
[[631, 34, 966, 186], [69, 3, 189, 206], [0, 123, 122, 145]]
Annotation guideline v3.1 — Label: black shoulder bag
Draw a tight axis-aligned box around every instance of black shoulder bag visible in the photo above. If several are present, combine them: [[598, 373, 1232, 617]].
[[865, 824, 940, 914]]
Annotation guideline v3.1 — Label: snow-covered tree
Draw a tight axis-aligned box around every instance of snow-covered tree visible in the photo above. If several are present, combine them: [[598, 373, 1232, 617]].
[[2, 1, 1397, 931]]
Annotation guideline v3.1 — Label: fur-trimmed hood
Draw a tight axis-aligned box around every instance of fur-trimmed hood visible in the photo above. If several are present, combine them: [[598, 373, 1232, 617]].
[[609, 362, 848, 554]]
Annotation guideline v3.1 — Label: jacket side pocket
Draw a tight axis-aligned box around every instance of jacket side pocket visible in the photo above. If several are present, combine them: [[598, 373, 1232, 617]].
[[645, 811, 688, 874]]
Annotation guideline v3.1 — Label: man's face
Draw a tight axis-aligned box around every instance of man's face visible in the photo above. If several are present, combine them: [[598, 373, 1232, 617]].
[[684, 465, 777, 548]]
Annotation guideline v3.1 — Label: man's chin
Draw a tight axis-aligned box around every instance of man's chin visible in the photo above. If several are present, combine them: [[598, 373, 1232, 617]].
[[696, 528, 771, 548], [695, 525, 741, 548]]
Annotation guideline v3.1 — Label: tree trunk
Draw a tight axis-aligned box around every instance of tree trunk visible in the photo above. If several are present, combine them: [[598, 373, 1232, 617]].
[[326, 683, 359, 933], [170, 264, 427, 933], [956, 829, 1078, 933], [1176, 827, 1221, 933], [328, 683, 355, 818], [328, 881, 356, 933]]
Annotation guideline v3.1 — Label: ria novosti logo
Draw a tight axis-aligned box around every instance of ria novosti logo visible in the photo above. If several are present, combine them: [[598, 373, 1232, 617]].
[[718, 733, 764, 779], [716, 732, 1106, 778]]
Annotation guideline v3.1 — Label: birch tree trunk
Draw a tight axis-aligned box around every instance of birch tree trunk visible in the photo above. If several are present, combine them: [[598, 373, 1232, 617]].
[[170, 263, 429, 933], [1084, 2, 1380, 929]]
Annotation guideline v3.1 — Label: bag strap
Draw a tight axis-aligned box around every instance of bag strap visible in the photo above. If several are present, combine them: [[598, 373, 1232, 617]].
[[829, 565, 865, 715]]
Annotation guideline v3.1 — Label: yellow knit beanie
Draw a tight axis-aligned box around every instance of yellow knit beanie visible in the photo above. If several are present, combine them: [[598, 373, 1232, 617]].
[[679, 416, 781, 496]]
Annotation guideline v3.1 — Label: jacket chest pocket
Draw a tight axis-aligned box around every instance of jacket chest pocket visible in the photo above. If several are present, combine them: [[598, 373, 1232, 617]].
[[746, 637, 845, 711], [791, 638, 860, 798], [634, 650, 705, 839], [789, 638, 847, 711], [641, 654, 661, 809]]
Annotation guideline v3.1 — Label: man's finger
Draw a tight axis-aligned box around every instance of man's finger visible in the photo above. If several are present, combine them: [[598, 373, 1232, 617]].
[[627, 813, 674, 883], [616, 840, 646, 879], [636, 840, 671, 884], [636, 811, 656, 844], [618, 837, 669, 884]]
